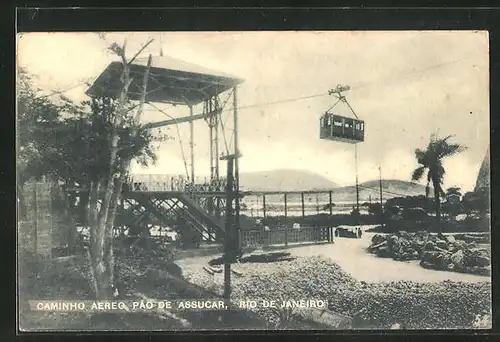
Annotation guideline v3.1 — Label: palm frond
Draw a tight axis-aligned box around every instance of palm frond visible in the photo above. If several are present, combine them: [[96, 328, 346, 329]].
[[411, 166, 426, 181], [438, 143, 467, 158], [446, 187, 462, 196], [428, 135, 466, 158], [415, 149, 429, 166]]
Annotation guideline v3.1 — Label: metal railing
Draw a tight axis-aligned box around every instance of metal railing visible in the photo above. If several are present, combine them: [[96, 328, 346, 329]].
[[127, 174, 228, 192], [240, 226, 333, 247]]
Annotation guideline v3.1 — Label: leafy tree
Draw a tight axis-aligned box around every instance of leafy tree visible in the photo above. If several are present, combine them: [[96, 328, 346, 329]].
[[462, 189, 489, 219], [17, 68, 68, 185], [367, 202, 382, 215], [442, 187, 462, 220], [411, 134, 466, 222], [18, 37, 171, 299], [446, 187, 462, 198]]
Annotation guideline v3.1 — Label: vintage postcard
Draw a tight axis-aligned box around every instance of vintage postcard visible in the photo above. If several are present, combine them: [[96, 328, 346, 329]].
[[16, 31, 491, 331]]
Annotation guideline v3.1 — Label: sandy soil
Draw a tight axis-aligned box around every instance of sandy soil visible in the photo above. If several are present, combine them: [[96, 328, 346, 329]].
[[273, 232, 490, 283]]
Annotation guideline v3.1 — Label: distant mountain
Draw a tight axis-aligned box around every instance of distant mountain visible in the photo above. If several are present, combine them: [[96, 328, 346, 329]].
[[361, 179, 429, 195], [330, 179, 429, 202], [239, 169, 338, 191], [475, 147, 490, 191], [131, 169, 339, 192], [130, 171, 427, 201]]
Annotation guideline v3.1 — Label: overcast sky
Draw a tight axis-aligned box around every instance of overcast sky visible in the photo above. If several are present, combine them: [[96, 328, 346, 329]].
[[17, 31, 489, 192]]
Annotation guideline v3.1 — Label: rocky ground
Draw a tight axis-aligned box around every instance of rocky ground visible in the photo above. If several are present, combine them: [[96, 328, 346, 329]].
[[368, 231, 490, 275], [19, 238, 492, 331], [178, 253, 492, 329]]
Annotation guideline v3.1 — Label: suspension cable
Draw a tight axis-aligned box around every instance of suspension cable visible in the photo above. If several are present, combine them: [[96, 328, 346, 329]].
[[324, 97, 342, 114], [218, 89, 234, 156], [146, 102, 190, 179], [342, 97, 360, 120]]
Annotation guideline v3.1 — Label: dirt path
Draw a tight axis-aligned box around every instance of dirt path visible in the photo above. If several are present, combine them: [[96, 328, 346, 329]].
[[266, 232, 490, 283]]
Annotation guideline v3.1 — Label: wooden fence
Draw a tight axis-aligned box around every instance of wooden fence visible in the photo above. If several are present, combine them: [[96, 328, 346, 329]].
[[240, 226, 334, 248]]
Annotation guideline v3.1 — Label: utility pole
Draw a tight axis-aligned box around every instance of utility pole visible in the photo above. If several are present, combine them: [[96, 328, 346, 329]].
[[221, 153, 238, 326], [233, 86, 241, 258], [189, 105, 195, 183], [379, 165, 384, 226], [355, 144, 360, 213], [378, 166, 383, 205]]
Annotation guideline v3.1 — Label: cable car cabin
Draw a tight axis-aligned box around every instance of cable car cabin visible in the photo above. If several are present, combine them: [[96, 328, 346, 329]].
[[320, 113, 365, 144]]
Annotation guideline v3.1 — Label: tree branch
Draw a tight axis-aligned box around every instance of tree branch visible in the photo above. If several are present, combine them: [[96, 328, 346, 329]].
[[128, 39, 155, 66]]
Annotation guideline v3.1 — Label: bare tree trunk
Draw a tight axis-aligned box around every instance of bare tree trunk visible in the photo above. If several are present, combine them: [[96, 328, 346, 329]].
[[433, 183, 441, 223], [87, 40, 153, 300], [104, 166, 127, 292], [104, 53, 152, 246], [96, 54, 150, 300], [79, 185, 90, 226], [87, 180, 100, 297], [88, 181, 100, 243], [102, 55, 152, 285]]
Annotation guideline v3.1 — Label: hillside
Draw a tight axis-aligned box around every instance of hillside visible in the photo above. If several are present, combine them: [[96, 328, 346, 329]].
[[239, 169, 338, 191], [475, 147, 490, 191], [130, 171, 428, 201], [329, 179, 429, 202], [130, 169, 338, 192]]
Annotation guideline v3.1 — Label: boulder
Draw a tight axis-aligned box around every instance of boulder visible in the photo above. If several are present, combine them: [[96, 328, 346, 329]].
[[467, 242, 478, 250], [451, 250, 465, 269], [429, 233, 439, 241], [420, 251, 450, 270], [445, 235, 456, 244], [400, 238, 411, 248], [371, 234, 387, 246], [369, 240, 388, 254], [421, 251, 440, 263], [398, 231, 411, 240], [411, 240, 425, 253], [424, 241, 436, 251], [408, 249, 420, 260], [463, 234, 488, 243], [436, 240, 448, 250], [420, 260, 434, 269], [447, 244, 456, 252], [439, 253, 452, 269], [389, 235, 400, 245], [453, 240, 468, 251], [468, 249, 490, 267], [474, 256, 490, 267], [376, 246, 392, 258]]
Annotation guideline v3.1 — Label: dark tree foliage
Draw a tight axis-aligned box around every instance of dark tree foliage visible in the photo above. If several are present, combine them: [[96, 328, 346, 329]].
[[17, 68, 169, 225], [411, 134, 466, 222], [17, 69, 167, 188]]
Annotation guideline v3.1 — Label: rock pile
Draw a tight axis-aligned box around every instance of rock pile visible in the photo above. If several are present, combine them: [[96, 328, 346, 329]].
[[368, 231, 490, 274], [180, 255, 491, 329]]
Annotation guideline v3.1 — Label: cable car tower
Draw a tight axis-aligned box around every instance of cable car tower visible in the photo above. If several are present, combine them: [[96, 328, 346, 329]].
[[320, 84, 364, 213]]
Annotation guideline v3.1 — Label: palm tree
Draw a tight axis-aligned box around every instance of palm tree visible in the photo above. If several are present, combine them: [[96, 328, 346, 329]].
[[411, 134, 466, 222], [446, 187, 462, 197]]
